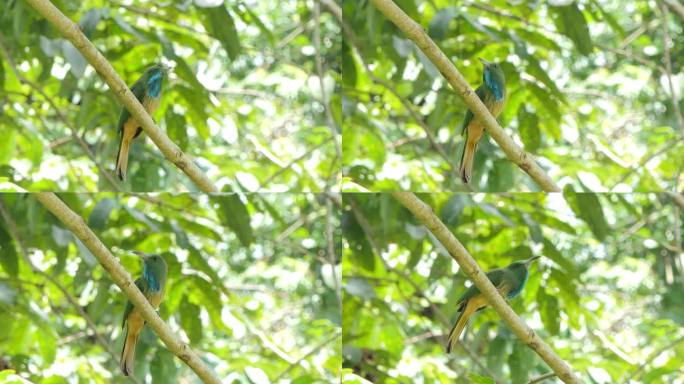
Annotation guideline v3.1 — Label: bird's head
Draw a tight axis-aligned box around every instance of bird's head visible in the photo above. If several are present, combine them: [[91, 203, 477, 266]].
[[479, 57, 505, 100], [508, 255, 541, 271], [132, 251, 167, 277], [142, 63, 169, 97]]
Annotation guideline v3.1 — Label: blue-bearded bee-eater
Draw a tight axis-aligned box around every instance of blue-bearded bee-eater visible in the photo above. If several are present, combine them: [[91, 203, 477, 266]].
[[115, 64, 168, 181], [458, 58, 506, 184], [446, 256, 539, 353], [120, 251, 167, 376]]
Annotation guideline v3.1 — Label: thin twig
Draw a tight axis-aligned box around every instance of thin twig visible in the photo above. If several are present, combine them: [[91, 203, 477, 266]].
[[273, 331, 341, 381], [529, 372, 557, 384], [325, 195, 342, 312], [624, 334, 684, 383], [257, 136, 333, 190], [313, 1, 342, 182]]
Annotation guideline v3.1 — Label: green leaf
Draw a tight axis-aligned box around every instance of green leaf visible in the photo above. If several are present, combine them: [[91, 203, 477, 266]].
[[150, 349, 178, 381], [78, 8, 102, 38], [523, 213, 543, 243], [550, 3, 593, 56], [211, 195, 254, 247], [342, 41, 357, 88], [428, 7, 458, 40], [87, 198, 116, 231], [341, 210, 375, 272], [180, 296, 203, 344], [467, 373, 496, 384], [0, 225, 18, 275], [486, 335, 507, 376], [440, 195, 467, 226], [542, 237, 579, 278], [36, 326, 57, 365], [200, 5, 242, 60], [165, 109, 188, 150], [344, 277, 376, 300], [187, 247, 221, 283], [518, 105, 541, 153], [406, 240, 423, 269], [488, 159, 514, 192], [508, 340, 534, 384], [563, 188, 609, 241], [538, 289, 560, 336], [525, 56, 565, 102]]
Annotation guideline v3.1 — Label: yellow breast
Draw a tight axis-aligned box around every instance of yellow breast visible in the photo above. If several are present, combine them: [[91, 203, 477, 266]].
[[146, 290, 164, 309], [142, 96, 161, 115]]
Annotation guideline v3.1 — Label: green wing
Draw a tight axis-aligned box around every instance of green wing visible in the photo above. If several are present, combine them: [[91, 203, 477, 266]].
[[116, 79, 148, 132], [455, 268, 506, 310], [460, 86, 488, 134], [121, 277, 147, 328]]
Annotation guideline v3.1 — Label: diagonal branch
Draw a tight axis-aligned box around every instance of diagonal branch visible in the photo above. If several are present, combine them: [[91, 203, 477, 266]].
[[391, 192, 581, 383], [369, 0, 561, 192], [24, 0, 219, 193], [33, 193, 222, 384]]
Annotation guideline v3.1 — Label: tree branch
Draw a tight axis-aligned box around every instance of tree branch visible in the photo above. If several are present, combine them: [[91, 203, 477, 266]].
[[33, 193, 223, 384], [24, 0, 219, 193], [369, 0, 561, 192], [391, 192, 581, 383]]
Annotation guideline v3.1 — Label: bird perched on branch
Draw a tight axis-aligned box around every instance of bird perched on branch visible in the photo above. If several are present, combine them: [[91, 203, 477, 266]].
[[446, 256, 539, 353], [120, 251, 167, 376], [458, 58, 506, 184], [115, 64, 169, 181]]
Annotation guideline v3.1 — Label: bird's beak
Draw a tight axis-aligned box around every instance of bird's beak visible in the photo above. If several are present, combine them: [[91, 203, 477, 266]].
[[131, 250, 150, 260], [525, 256, 541, 267], [479, 57, 492, 66]]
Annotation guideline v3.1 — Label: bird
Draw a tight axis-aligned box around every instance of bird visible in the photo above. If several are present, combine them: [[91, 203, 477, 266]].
[[120, 251, 168, 376], [446, 256, 539, 353], [458, 58, 507, 184], [115, 64, 169, 181]]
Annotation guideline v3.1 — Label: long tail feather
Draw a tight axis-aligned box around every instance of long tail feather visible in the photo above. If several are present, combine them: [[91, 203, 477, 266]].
[[446, 301, 478, 353], [115, 136, 131, 181], [459, 130, 478, 184], [120, 327, 140, 376]]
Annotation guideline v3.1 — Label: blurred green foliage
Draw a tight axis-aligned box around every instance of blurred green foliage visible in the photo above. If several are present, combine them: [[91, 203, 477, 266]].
[[0, 192, 341, 382], [342, 192, 684, 383], [0, 0, 340, 192], [341, 0, 684, 192]]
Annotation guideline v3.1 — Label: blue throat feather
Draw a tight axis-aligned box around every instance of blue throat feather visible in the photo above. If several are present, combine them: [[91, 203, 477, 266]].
[[507, 269, 529, 298], [484, 68, 504, 101], [147, 70, 163, 98], [143, 264, 160, 292]]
